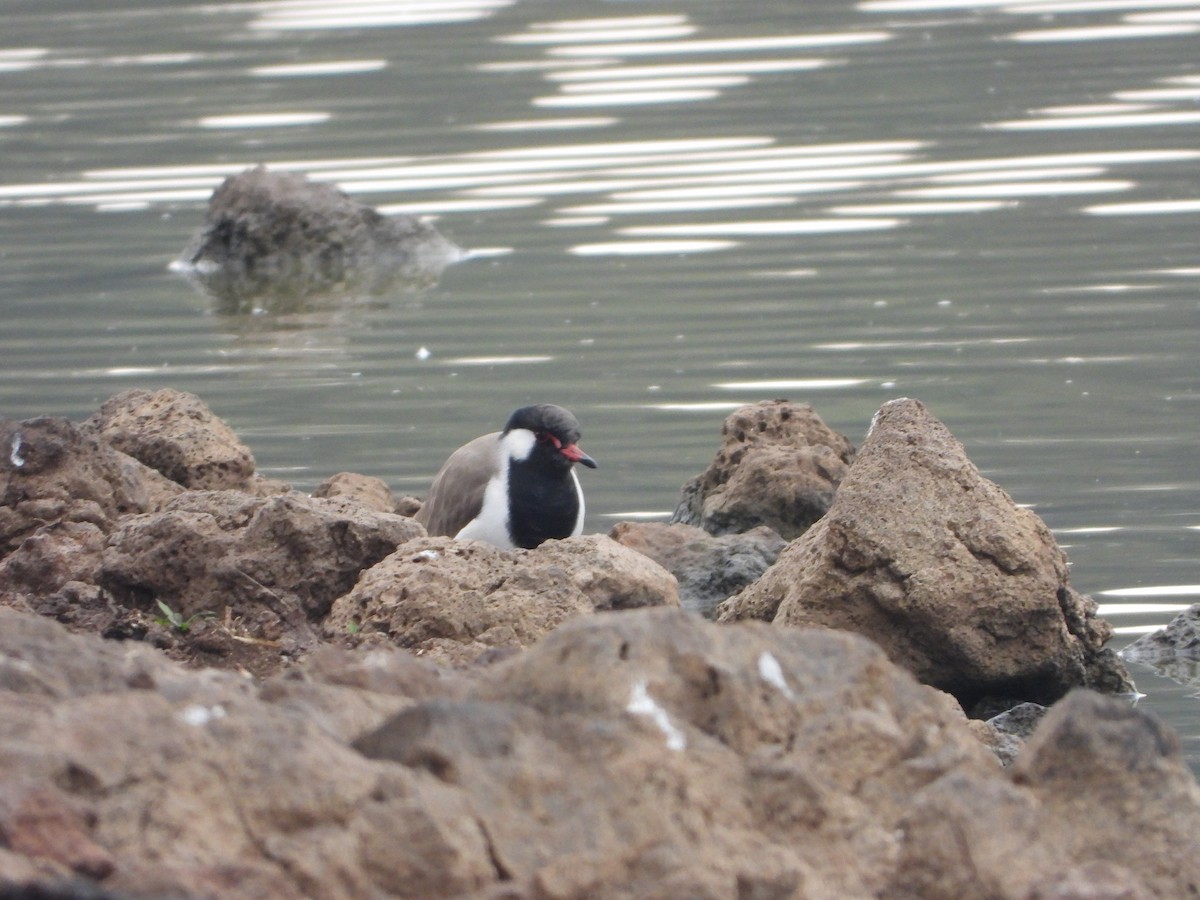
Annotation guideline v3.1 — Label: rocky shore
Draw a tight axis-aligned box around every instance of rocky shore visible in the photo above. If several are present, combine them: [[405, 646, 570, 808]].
[[2, 389, 1196, 899]]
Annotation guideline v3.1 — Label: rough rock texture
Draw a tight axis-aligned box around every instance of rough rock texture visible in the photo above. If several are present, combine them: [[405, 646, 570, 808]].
[[892, 689, 1200, 899], [313, 471, 398, 514], [0, 521, 106, 613], [672, 400, 855, 540], [1121, 604, 1200, 688], [4, 606, 1197, 900], [609, 520, 786, 616], [97, 490, 425, 673], [82, 389, 256, 491], [178, 165, 463, 311], [719, 398, 1131, 708], [0, 416, 181, 557], [325, 535, 680, 666]]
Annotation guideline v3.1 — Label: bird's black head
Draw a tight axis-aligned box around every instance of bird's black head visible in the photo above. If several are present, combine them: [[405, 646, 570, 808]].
[[503, 404, 598, 470]]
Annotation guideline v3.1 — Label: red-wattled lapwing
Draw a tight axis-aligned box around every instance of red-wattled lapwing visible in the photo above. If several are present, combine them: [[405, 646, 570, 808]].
[[415, 404, 597, 549]]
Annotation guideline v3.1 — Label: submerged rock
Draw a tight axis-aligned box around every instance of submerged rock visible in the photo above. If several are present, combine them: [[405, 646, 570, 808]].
[[175, 165, 463, 312], [1121, 603, 1200, 687], [719, 398, 1132, 709], [672, 400, 855, 540]]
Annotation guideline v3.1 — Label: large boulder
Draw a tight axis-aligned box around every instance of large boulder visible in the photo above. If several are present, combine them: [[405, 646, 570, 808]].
[[325, 535, 680, 666], [98, 490, 424, 671], [82, 388, 257, 492], [176, 165, 463, 311], [0, 416, 181, 557], [1, 606, 1197, 899], [719, 398, 1131, 709], [609, 520, 786, 616], [672, 400, 855, 540]]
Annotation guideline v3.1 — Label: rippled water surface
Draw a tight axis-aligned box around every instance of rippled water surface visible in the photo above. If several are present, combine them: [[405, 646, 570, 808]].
[[2, 0, 1199, 765]]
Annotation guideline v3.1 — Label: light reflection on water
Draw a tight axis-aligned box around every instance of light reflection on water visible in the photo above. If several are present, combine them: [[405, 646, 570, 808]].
[[1, 0, 1198, 766]]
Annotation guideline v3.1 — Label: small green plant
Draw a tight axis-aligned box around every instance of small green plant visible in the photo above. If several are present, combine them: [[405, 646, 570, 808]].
[[154, 599, 214, 632], [346, 620, 360, 635]]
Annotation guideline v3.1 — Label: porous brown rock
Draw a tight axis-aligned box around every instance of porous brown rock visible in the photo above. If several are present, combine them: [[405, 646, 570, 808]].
[[83, 388, 256, 491], [719, 398, 1131, 708], [352, 606, 1001, 898], [672, 400, 855, 540], [177, 165, 463, 310], [1, 605, 1197, 900], [98, 490, 425, 668], [0, 521, 106, 613], [325, 535, 680, 666], [313, 471, 398, 514], [892, 690, 1200, 899], [0, 416, 181, 557], [609, 520, 786, 616]]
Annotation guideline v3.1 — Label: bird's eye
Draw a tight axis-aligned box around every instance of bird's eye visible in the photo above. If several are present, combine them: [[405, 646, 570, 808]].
[[536, 431, 561, 449]]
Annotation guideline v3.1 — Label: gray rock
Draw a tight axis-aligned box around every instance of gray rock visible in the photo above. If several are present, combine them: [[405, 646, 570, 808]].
[[609, 520, 786, 616], [177, 165, 463, 311]]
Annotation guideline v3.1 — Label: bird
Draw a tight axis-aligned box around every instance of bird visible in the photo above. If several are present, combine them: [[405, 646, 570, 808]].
[[415, 404, 597, 550]]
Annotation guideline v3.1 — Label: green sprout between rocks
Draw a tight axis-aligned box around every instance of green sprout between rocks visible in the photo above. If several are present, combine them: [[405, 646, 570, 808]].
[[154, 599, 215, 633]]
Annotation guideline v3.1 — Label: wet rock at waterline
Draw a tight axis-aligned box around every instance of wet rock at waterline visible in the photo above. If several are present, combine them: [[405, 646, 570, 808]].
[[174, 165, 464, 312], [609, 520, 786, 616], [719, 398, 1133, 709], [1121, 603, 1200, 687], [672, 400, 855, 540], [2, 606, 1197, 900]]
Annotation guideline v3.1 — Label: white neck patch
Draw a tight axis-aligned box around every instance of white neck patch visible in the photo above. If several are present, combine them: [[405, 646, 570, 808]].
[[500, 428, 536, 462]]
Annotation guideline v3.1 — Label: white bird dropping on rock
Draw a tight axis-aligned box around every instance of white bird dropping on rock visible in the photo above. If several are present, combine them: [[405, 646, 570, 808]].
[[627, 679, 687, 751]]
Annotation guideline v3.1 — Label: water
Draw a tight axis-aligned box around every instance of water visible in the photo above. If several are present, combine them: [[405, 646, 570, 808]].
[[2, 0, 1198, 766]]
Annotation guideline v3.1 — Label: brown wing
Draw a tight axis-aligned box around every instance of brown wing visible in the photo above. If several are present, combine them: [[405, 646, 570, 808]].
[[415, 432, 502, 537]]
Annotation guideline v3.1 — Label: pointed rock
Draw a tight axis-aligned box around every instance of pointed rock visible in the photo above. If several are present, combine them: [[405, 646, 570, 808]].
[[719, 398, 1131, 707]]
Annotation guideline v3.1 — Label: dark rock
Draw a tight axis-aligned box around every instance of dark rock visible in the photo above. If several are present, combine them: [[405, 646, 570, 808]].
[[1121, 604, 1200, 686], [719, 398, 1132, 709], [671, 400, 855, 540], [324, 535, 679, 666], [0, 417, 181, 557], [0, 522, 106, 614], [177, 165, 463, 311], [82, 389, 256, 492], [608, 520, 785, 617], [98, 490, 424, 674], [987, 701, 1048, 741]]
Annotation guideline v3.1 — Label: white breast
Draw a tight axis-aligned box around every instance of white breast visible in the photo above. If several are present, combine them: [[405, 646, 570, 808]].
[[455, 472, 515, 549], [452, 428, 538, 550]]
